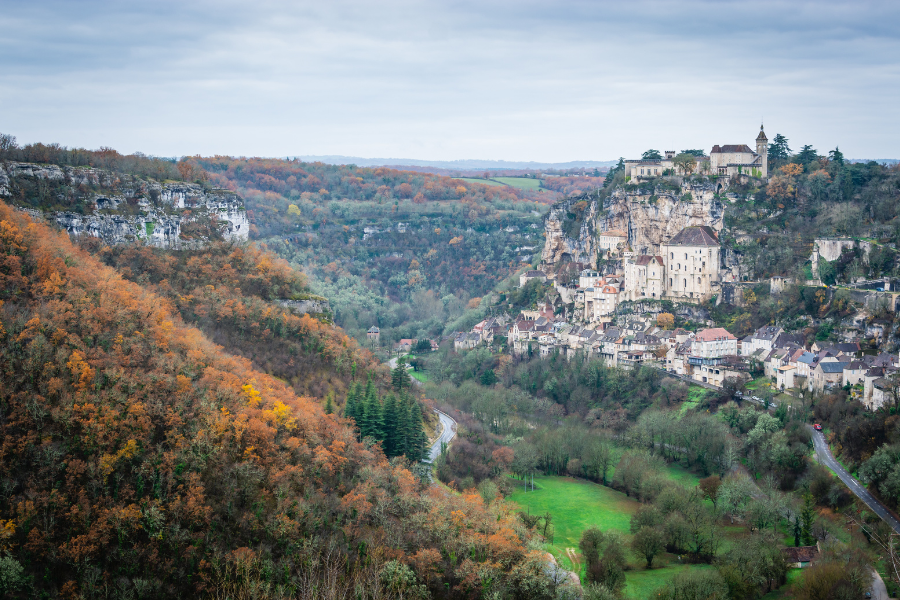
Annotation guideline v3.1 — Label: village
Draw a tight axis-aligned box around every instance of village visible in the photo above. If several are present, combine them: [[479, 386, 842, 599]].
[[450, 221, 900, 412]]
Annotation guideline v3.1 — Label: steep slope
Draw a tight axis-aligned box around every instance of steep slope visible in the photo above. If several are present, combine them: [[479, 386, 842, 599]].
[[0, 201, 547, 599]]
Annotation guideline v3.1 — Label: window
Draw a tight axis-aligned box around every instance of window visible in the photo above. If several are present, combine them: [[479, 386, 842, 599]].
[[670, 252, 673, 259], [670, 278, 673, 286], [684, 279, 687, 288], [685, 253, 688, 259]]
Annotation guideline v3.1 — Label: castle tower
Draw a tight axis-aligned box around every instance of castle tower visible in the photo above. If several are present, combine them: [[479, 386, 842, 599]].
[[756, 124, 768, 178]]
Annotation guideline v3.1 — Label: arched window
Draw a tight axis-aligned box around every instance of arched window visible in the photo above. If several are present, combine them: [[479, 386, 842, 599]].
[[684, 278, 687, 288], [670, 252, 673, 259]]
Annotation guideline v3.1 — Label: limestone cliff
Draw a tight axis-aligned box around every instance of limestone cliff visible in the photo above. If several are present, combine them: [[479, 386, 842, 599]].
[[541, 180, 725, 269], [1, 161, 248, 248]]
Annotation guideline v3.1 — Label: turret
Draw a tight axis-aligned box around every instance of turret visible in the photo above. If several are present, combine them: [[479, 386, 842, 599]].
[[756, 124, 768, 178]]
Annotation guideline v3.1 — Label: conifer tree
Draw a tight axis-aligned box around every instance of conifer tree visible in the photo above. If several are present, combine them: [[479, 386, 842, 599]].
[[382, 394, 399, 456], [324, 391, 334, 415], [344, 384, 359, 423], [363, 391, 384, 441], [405, 401, 427, 462], [391, 360, 408, 392]]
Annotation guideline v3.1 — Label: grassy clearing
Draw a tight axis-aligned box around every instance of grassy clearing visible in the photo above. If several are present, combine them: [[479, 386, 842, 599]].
[[457, 177, 505, 187], [680, 386, 711, 414], [409, 370, 429, 383], [507, 476, 717, 599], [493, 177, 543, 190], [760, 568, 802, 600]]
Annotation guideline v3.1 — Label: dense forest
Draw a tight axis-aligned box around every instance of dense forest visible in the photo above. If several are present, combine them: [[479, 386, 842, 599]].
[[0, 200, 575, 599], [178, 154, 549, 348]]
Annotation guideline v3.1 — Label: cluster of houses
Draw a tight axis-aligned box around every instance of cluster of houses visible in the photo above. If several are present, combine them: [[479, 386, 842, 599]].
[[452, 302, 898, 410], [521, 225, 723, 328]]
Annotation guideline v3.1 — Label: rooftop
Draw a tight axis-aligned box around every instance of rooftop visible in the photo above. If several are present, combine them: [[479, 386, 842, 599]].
[[667, 226, 720, 247]]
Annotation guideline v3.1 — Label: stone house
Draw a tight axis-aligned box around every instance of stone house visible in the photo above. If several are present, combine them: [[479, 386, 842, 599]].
[[367, 326, 380, 344], [692, 328, 738, 358], [598, 230, 628, 257], [660, 226, 721, 301], [624, 255, 665, 300], [812, 361, 847, 393], [519, 269, 547, 288]]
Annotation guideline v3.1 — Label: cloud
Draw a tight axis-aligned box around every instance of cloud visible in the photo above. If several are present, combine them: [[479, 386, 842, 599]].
[[0, 0, 898, 160]]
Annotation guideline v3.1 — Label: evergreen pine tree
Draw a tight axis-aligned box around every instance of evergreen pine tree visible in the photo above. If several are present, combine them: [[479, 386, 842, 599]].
[[391, 361, 408, 392], [405, 401, 427, 462], [364, 391, 384, 441], [324, 391, 334, 415], [344, 384, 359, 423], [395, 395, 412, 458], [382, 394, 399, 457]]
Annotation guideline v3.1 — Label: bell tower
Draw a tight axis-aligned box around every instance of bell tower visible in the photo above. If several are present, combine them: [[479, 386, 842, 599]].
[[756, 124, 768, 178]]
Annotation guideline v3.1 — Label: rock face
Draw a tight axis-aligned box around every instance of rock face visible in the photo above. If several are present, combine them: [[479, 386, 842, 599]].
[[1, 161, 248, 248], [541, 181, 725, 269], [278, 298, 331, 318], [540, 189, 603, 266]]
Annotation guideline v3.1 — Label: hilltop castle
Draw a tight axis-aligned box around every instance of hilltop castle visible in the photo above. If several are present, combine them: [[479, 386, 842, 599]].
[[624, 125, 768, 180]]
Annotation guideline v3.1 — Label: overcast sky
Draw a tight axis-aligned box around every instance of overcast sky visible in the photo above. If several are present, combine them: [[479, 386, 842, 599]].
[[1, 0, 898, 161]]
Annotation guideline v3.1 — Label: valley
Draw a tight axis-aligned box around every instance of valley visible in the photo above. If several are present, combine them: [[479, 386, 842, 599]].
[[2, 134, 900, 600]]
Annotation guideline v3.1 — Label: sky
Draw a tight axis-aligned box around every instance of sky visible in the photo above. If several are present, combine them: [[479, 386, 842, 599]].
[[1, 0, 899, 162]]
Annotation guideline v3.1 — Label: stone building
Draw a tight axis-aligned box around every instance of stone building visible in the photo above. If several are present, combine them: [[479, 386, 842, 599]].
[[660, 226, 721, 301], [623, 125, 768, 181], [624, 255, 665, 300], [598, 230, 628, 257], [367, 326, 380, 344], [709, 125, 768, 178]]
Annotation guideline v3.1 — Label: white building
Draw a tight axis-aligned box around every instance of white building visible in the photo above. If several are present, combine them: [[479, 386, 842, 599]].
[[661, 226, 721, 301]]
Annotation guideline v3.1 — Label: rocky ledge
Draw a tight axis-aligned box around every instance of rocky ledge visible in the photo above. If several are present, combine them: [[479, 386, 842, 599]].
[[1, 161, 248, 248]]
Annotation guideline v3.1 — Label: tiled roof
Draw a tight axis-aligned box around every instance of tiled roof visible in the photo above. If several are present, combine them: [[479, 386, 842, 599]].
[[666, 226, 719, 247], [601, 229, 627, 238], [818, 362, 847, 374], [635, 255, 664, 266], [711, 144, 754, 154], [695, 327, 737, 342]]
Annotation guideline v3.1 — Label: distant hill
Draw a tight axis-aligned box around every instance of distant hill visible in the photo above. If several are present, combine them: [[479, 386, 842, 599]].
[[293, 155, 618, 170]]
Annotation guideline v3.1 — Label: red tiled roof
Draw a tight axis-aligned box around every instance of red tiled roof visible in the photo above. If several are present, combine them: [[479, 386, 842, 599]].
[[695, 328, 737, 342]]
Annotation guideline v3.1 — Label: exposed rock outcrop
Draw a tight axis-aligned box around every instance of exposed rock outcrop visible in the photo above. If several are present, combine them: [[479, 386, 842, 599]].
[[541, 180, 725, 270], [1, 161, 248, 248], [600, 182, 725, 256]]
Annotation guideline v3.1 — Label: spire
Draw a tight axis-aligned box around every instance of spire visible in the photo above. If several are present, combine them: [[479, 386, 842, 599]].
[[756, 123, 767, 141]]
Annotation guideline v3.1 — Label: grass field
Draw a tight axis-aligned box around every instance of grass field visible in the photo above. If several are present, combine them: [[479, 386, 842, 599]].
[[409, 370, 429, 383], [457, 177, 505, 187], [492, 176, 543, 190], [507, 476, 713, 599]]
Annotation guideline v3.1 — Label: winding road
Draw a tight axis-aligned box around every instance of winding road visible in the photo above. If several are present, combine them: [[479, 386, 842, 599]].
[[388, 357, 458, 463], [808, 425, 900, 534], [426, 410, 457, 463]]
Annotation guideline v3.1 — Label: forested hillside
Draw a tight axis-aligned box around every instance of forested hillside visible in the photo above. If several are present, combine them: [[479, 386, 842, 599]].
[[181, 154, 549, 348], [0, 201, 559, 598]]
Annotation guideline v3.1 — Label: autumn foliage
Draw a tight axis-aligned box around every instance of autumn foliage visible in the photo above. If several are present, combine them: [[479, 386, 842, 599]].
[[0, 202, 545, 599]]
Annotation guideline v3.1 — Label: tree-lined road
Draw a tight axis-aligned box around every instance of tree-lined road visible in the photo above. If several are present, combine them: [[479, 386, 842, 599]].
[[426, 410, 457, 463], [808, 425, 900, 534]]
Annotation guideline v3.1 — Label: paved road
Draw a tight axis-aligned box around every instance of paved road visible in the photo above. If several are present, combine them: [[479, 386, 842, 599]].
[[387, 357, 456, 463], [871, 569, 890, 600], [425, 410, 458, 463], [808, 425, 900, 535]]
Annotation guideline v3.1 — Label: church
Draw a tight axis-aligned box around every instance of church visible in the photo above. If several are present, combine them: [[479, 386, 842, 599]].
[[623, 125, 768, 180]]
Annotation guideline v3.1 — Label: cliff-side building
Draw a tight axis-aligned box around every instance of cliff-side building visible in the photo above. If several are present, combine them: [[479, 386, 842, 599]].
[[709, 125, 768, 178], [660, 226, 721, 301]]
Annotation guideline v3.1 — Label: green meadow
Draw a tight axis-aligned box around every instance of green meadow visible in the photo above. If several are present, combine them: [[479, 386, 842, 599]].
[[507, 476, 712, 599], [492, 176, 543, 190], [457, 177, 505, 187]]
